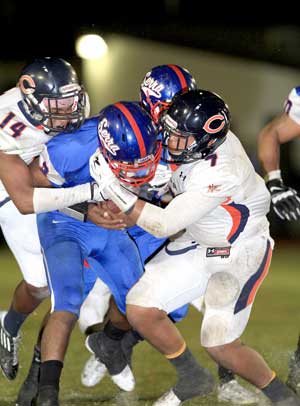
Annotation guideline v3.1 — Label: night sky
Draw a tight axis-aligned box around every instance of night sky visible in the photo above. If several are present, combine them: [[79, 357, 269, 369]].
[[1, 1, 300, 67]]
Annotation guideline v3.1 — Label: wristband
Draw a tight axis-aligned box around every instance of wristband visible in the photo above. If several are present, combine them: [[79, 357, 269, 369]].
[[265, 169, 282, 182]]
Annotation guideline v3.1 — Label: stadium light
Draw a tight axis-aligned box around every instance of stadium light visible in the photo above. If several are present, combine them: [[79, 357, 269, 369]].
[[75, 34, 108, 60]]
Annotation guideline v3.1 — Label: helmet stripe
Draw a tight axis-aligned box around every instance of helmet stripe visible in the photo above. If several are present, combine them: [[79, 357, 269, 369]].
[[167, 64, 188, 89], [114, 102, 147, 157]]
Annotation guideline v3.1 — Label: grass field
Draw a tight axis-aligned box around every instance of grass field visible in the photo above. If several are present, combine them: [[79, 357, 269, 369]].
[[0, 240, 299, 406]]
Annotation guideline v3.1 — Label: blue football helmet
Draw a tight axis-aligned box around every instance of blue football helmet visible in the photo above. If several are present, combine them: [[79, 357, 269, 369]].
[[161, 89, 230, 163], [98, 101, 162, 186], [140, 64, 197, 125], [18, 57, 86, 133]]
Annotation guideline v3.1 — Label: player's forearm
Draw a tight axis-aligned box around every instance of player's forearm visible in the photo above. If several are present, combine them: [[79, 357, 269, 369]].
[[134, 191, 222, 238], [32, 183, 94, 214], [7, 183, 94, 215], [257, 126, 280, 175]]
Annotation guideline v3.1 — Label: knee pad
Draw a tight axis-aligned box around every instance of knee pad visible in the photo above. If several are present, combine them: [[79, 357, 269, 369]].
[[201, 314, 232, 347], [126, 278, 161, 310], [205, 272, 239, 309]]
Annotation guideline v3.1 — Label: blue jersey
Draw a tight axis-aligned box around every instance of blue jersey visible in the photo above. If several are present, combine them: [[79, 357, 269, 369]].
[[38, 117, 143, 315], [41, 116, 98, 188]]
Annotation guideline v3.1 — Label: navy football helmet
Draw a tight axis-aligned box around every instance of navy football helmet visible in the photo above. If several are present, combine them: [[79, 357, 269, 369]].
[[98, 101, 162, 186], [140, 64, 197, 125], [161, 89, 230, 163], [18, 57, 86, 133]]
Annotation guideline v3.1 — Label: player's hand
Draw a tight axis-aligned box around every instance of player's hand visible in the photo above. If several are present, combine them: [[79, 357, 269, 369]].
[[87, 202, 126, 229], [267, 178, 300, 221]]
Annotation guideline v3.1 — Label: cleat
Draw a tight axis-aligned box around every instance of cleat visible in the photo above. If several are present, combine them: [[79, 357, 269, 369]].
[[287, 352, 300, 396], [217, 379, 259, 404], [0, 311, 20, 380], [16, 346, 41, 406], [154, 365, 214, 406], [85, 332, 135, 391], [153, 389, 182, 406], [111, 365, 135, 392], [36, 386, 59, 406], [81, 354, 107, 387]]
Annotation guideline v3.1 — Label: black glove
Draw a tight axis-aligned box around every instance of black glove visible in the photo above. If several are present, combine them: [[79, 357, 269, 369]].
[[266, 178, 300, 221]]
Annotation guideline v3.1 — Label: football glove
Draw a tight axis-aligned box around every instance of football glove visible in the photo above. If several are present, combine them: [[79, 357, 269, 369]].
[[89, 149, 137, 213], [267, 178, 300, 221]]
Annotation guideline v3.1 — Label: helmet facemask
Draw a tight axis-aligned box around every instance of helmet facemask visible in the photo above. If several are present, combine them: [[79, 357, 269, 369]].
[[24, 85, 86, 134], [162, 124, 224, 164], [103, 141, 162, 187], [143, 90, 171, 125]]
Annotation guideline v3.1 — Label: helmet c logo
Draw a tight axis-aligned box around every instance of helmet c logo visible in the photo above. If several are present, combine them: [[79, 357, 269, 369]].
[[203, 114, 225, 134], [19, 75, 36, 95]]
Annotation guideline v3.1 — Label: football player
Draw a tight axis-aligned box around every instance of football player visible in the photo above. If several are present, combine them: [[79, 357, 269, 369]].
[[25, 102, 163, 406], [258, 86, 300, 395], [90, 89, 300, 406], [140, 64, 259, 404], [0, 57, 97, 382]]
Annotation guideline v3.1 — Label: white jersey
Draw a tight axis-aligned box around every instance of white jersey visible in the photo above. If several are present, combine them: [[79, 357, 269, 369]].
[[138, 131, 271, 246], [0, 87, 51, 200], [284, 87, 300, 125]]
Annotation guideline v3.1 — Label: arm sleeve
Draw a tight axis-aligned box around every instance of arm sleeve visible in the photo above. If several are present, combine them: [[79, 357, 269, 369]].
[[32, 183, 92, 213], [136, 159, 239, 238], [136, 190, 224, 238]]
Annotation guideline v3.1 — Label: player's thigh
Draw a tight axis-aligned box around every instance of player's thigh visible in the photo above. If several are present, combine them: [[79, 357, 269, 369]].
[[127, 240, 209, 314], [201, 236, 272, 347], [93, 230, 144, 314], [43, 240, 85, 315], [0, 200, 47, 287]]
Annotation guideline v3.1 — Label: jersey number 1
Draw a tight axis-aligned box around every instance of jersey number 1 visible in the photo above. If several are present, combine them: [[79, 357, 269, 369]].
[[0, 112, 26, 138]]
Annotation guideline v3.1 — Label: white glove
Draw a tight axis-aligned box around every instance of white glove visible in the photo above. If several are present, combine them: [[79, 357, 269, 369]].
[[89, 149, 138, 213], [89, 148, 116, 190], [267, 178, 300, 221], [148, 164, 172, 189]]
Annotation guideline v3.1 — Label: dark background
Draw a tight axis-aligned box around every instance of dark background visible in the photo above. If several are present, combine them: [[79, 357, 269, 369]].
[[1, 1, 300, 68]]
